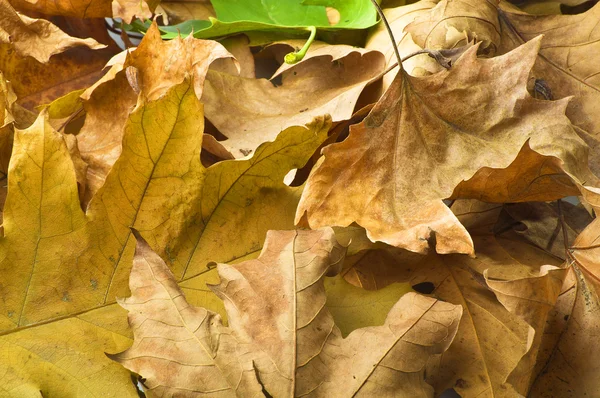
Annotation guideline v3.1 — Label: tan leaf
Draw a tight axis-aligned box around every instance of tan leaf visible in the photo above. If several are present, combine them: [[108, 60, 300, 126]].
[[158, 0, 215, 25], [404, 0, 600, 174], [111, 0, 152, 23], [8, 0, 111, 18], [496, 201, 592, 259], [201, 45, 384, 158], [530, 218, 600, 396], [365, 0, 445, 91], [343, 233, 566, 397], [112, 229, 463, 397], [0, 0, 104, 63], [296, 37, 597, 255]]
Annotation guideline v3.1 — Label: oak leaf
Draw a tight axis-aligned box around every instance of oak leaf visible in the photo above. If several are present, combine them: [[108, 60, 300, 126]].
[[112, 229, 463, 397], [296, 37, 597, 255]]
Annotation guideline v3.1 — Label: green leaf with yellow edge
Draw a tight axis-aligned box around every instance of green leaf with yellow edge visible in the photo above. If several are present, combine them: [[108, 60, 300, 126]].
[[325, 274, 413, 337]]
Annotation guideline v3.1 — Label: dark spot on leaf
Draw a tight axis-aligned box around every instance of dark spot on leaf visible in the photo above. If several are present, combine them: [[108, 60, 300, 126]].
[[412, 282, 435, 294], [564, 315, 569, 321], [90, 279, 98, 290]]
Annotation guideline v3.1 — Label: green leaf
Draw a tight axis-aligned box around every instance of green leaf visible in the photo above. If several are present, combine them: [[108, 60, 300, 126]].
[[152, 0, 379, 39]]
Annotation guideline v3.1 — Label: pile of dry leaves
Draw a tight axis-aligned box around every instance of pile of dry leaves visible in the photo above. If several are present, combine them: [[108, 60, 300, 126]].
[[0, 0, 599, 396]]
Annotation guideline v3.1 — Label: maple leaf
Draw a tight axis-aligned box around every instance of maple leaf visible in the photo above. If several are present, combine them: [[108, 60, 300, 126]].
[[0, 9, 117, 109], [343, 202, 568, 397], [201, 43, 384, 158], [0, 74, 331, 394], [0, 0, 105, 63], [296, 36, 597, 255], [77, 22, 235, 201], [111, 229, 463, 397], [405, 0, 600, 174], [8, 0, 111, 18], [530, 217, 600, 396]]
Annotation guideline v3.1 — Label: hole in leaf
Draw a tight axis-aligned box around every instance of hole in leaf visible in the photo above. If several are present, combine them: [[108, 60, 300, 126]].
[[412, 282, 435, 294]]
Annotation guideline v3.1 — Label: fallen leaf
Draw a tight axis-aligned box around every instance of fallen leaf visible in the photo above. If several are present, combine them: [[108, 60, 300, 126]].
[[143, 115, 332, 280], [531, 218, 600, 396], [77, 22, 235, 201], [0, 79, 212, 394], [202, 46, 384, 158], [0, 0, 104, 63], [111, 0, 152, 23], [158, 0, 215, 25], [496, 201, 593, 259], [497, 3, 600, 175], [404, 0, 600, 174], [343, 232, 566, 397], [8, 0, 111, 18], [296, 37, 597, 255], [112, 229, 463, 397]]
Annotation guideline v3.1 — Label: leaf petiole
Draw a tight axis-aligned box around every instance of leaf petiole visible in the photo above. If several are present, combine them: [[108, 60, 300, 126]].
[[284, 26, 317, 64]]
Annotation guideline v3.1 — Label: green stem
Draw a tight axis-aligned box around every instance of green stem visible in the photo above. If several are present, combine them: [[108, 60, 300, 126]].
[[284, 26, 317, 64]]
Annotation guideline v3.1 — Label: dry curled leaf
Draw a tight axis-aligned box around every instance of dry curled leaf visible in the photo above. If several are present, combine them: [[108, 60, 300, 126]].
[[296, 37, 597, 255], [112, 229, 463, 397], [202, 45, 385, 158], [343, 231, 566, 397], [0, 0, 105, 63], [404, 0, 600, 174]]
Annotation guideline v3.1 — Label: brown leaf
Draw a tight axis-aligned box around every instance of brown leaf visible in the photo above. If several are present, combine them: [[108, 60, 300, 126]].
[[0, 0, 105, 63], [405, 0, 600, 174], [201, 45, 385, 158], [296, 37, 597, 255], [497, 201, 593, 259], [112, 229, 463, 397], [8, 0, 111, 18], [343, 233, 566, 397], [111, 0, 152, 23], [528, 218, 600, 396]]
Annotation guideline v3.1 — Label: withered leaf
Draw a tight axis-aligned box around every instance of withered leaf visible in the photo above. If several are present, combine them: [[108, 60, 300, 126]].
[[296, 37, 597, 255], [405, 0, 600, 174], [112, 229, 463, 397], [0, 0, 105, 63], [343, 231, 566, 397], [202, 45, 385, 158]]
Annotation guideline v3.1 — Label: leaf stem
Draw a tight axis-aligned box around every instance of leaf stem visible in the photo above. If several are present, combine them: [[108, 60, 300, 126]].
[[284, 26, 317, 64], [368, 0, 401, 69]]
